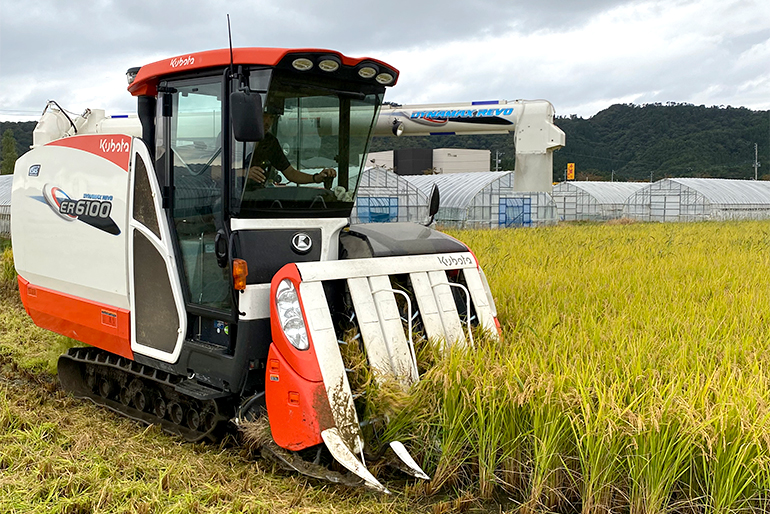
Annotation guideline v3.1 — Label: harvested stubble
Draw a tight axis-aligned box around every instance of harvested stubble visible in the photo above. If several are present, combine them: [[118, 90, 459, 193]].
[[0, 244, 423, 514]]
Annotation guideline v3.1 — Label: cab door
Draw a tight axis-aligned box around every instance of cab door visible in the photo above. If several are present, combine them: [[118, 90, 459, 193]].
[[159, 76, 234, 348]]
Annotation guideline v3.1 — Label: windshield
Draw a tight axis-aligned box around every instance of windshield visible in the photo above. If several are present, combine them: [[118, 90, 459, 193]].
[[231, 73, 383, 218]]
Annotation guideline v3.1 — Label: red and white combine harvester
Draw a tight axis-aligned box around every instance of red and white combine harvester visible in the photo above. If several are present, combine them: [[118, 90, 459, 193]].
[[10, 47, 520, 492]]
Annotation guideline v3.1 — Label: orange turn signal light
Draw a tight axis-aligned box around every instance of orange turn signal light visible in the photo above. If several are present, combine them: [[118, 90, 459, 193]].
[[232, 258, 248, 291]]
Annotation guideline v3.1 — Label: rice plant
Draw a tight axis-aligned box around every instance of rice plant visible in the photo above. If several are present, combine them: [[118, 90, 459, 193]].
[[0, 243, 16, 293], [383, 220, 770, 511]]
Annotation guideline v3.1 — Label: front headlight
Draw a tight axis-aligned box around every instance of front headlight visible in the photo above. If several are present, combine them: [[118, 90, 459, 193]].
[[275, 279, 310, 351]]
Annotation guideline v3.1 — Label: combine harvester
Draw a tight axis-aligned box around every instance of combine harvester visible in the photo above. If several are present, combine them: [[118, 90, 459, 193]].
[[9, 47, 557, 492]]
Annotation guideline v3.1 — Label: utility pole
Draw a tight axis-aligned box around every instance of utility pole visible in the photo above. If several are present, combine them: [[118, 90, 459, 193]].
[[753, 143, 761, 180], [494, 151, 503, 172]]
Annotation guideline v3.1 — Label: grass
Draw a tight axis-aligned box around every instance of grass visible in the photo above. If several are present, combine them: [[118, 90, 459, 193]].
[[0, 242, 434, 514], [0, 382, 428, 514], [4, 220, 770, 512]]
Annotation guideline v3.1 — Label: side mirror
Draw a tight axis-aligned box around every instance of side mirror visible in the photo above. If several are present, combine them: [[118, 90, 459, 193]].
[[425, 184, 440, 226], [231, 91, 264, 142]]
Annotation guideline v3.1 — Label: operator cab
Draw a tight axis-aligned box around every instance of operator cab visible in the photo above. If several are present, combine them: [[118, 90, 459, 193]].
[[128, 49, 398, 389]]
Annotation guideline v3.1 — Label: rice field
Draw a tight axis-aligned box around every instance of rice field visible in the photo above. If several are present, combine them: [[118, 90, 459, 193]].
[[383, 220, 770, 513], [3, 220, 770, 512]]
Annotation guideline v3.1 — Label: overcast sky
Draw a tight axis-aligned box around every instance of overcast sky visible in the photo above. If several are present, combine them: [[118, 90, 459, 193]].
[[0, 0, 768, 122]]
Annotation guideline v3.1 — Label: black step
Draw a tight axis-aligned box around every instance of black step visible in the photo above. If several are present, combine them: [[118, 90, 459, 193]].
[[174, 379, 230, 400]]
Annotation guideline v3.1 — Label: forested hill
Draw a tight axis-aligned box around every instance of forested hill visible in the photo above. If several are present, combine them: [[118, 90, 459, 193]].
[[3, 104, 769, 182], [0, 121, 36, 157], [369, 103, 770, 182]]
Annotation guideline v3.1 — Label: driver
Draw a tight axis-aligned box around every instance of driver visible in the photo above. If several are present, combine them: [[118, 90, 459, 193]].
[[245, 104, 337, 189]]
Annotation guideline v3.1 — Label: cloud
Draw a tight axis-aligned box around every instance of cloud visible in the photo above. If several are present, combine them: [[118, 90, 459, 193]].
[[0, 0, 768, 121], [382, 0, 770, 116]]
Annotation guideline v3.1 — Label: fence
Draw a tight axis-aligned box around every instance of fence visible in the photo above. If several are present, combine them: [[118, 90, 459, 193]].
[[0, 206, 9, 238]]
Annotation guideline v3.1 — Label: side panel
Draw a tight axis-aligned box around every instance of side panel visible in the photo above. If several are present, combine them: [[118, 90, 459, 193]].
[[11, 134, 131, 309], [11, 134, 133, 358], [18, 276, 133, 359], [264, 344, 327, 450]]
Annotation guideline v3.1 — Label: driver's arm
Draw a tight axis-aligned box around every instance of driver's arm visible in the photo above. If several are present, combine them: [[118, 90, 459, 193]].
[[279, 165, 336, 185], [247, 133, 337, 185]]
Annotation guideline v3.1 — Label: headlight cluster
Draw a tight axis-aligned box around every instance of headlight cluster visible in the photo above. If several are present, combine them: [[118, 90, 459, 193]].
[[275, 279, 309, 351], [357, 65, 395, 85], [289, 56, 396, 85]]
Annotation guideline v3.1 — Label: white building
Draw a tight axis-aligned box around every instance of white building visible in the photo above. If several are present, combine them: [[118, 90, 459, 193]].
[[0, 175, 12, 237], [367, 151, 394, 170], [353, 167, 430, 224], [623, 178, 770, 222], [404, 171, 557, 228], [553, 181, 647, 221], [432, 148, 491, 174], [366, 148, 491, 174]]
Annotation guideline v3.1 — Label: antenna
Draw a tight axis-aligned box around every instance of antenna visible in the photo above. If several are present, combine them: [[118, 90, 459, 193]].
[[227, 14, 234, 77]]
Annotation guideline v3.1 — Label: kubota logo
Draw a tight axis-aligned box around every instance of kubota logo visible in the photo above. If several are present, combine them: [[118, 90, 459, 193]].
[[291, 232, 313, 254], [170, 55, 195, 68], [99, 138, 130, 153], [42, 183, 120, 236], [437, 255, 473, 267]]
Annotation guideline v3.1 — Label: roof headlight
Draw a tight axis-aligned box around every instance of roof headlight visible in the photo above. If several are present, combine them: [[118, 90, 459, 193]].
[[126, 67, 140, 85], [318, 58, 340, 72], [291, 58, 314, 71], [357, 66, 378, 79], [376, 72, 395, 85]]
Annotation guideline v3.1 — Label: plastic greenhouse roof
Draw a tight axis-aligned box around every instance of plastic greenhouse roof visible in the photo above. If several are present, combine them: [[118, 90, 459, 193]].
[[404, 171, 513, 210], [657, 178, 770, 206], [358, 167, 429, 199], [554, 181, 646, 204], [0, 175, 12, 206]]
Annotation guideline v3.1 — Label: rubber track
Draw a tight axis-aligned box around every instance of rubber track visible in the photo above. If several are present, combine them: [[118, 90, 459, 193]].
[[59, 347, 231, 443]]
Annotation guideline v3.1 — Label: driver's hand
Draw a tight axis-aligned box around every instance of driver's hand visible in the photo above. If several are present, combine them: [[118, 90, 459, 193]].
[[318, 168, 337, 181], [248, 165, 267, 183]]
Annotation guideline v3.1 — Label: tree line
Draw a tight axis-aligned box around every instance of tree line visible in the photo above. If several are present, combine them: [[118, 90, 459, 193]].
[[0, 122, 35, 175], [369, 103, 770, 182], [3, 104, 769, 181]]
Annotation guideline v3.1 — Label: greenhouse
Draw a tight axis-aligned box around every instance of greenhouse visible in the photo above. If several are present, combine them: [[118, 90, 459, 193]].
[[352, 167, 430, 223], [404, 171, 558, 228], [623, 178, 770, 222], [552, 181, 647, 221], [0, 175, 11, 237]]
